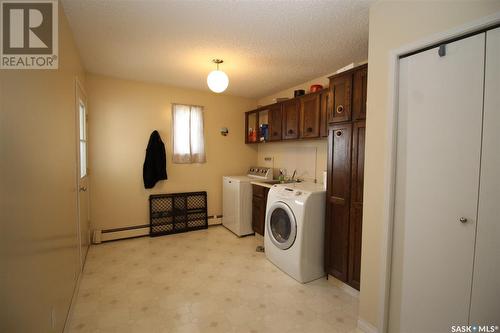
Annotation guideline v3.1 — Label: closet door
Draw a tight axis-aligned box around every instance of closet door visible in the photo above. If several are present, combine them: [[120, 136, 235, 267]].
[[389, 34, 485, 332], [470, 27, 500, 324]]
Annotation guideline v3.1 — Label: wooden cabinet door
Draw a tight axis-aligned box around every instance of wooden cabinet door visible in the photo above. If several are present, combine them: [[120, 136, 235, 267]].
[[299, 93, 320, 138], [268, 104, 282, 141], [325, 123, 352, 281], [348, 121, 365, 290], [252, 196, 264, 235], [245, 110, 259, 143], [252, 185, 269, 236], [320, 89, 330, 138], [353, 66, 368, 121], [282, 99, 299, 140], [329, 74, 352, 123]]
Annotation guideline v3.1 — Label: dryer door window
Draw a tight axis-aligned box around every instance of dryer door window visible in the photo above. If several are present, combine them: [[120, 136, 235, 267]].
[[267, 201, 297, 250]]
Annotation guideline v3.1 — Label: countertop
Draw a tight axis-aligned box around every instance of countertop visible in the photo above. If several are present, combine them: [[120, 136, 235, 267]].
[[250, 181, 275, 189]]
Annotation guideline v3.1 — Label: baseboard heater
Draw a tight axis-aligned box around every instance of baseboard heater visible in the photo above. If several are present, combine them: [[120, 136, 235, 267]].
[[93, 210, 221, 244]]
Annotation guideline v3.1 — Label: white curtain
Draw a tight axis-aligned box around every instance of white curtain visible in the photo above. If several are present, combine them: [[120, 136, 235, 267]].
[[172, 104, 206, 164]]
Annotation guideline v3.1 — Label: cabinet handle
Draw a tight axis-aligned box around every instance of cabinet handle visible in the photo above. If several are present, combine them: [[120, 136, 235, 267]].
[[336, 105, 344, 114], [459, 217, 468, 223], [306, 127, 313, 133], [335, 130, 343, 137]]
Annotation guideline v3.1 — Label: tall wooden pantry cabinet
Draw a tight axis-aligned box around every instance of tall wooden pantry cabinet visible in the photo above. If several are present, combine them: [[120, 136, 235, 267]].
[[324, 64, 367, 290], [389, 28, 500, 332]]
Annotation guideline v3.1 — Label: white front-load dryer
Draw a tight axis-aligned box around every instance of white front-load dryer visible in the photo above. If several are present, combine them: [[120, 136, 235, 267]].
[[264, 182, 326, 283]]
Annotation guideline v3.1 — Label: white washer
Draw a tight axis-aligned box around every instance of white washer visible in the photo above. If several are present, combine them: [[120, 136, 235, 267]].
[[264, 182, 326, 283], [222, 167, 272, 236]]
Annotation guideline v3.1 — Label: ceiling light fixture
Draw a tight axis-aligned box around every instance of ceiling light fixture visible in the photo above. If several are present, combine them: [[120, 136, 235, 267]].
[[207, 59, 229, 93]]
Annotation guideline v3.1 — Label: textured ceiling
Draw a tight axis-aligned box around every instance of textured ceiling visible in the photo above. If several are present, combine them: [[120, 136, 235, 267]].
[[61, 0, 373, 98]]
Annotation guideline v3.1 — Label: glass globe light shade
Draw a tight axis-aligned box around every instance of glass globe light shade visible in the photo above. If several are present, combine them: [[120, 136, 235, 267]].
[[207, 70, 229, 93]]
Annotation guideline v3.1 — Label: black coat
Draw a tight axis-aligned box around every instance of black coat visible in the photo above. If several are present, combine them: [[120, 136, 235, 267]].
[[143, 130, 168, 189]]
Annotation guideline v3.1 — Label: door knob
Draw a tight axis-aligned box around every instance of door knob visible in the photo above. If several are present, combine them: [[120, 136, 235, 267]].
[[459, 217, 468, 223], [79, 186, 87, 192]]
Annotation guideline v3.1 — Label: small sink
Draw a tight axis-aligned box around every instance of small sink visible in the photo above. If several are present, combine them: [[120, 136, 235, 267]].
[[261, 180, 281, 185], [260, 180, 300, 185]]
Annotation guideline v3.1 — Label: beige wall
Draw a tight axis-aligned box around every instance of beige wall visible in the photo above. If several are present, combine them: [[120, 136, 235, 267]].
[[0, 5, 86, 333], [87, 75, 257, 231], [257, 140, 327, 183], [257, 74, 331, 106], [257, 62, 367, 107], [361, 1, 500, 331]]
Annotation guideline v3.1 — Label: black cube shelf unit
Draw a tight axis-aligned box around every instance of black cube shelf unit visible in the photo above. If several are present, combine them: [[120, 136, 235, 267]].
[[149, 191, 208, 237]]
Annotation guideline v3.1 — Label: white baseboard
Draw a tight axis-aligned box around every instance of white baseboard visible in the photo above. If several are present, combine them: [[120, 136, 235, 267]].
[[326, 274, 360, 298], [357, 318, 379, 333]]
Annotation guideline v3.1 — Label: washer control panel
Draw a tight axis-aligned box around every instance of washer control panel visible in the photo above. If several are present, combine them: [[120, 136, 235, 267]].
[[247, 167, 273, 180]]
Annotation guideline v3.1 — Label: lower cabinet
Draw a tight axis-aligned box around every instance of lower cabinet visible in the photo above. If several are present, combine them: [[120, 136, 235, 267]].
[[252, 185, 270, 236]]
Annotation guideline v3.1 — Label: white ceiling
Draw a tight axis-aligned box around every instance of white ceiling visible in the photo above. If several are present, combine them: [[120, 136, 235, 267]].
[[62, 0, 373, 99]]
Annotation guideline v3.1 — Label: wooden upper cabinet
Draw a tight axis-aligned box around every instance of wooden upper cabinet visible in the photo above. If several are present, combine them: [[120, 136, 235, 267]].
[[300, 93, 321, 138], [353, 65, 368, 120], [329, 73, 352, 123], [244, 63, 367, 145], [268, 104, 282, 141], [320, 89, 331, 138], [282, 99, 299, 140]]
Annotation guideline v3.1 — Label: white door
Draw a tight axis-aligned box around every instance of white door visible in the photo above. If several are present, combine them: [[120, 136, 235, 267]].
[[76, 81, 90, 270], [389, 33, 485, 332], [469, 27, 500, 324]]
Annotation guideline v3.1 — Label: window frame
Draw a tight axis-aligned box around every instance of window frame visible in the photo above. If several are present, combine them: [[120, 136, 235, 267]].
[[171, 103, 206, 164]]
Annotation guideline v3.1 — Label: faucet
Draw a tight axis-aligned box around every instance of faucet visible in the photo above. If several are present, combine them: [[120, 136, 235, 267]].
[[291, 170, 297, 182]]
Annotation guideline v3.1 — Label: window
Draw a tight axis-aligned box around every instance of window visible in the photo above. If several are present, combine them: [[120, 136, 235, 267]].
[[172, 104, 206, 163], [79, 101, 88, 178]]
